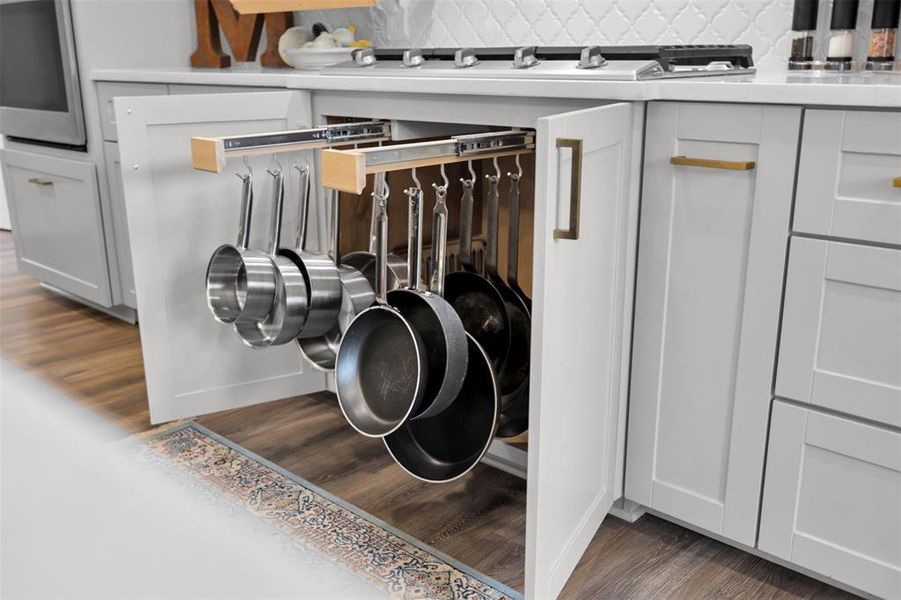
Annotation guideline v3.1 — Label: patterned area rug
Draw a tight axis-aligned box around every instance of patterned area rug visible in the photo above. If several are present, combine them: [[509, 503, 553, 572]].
[[139, 422, 521, 600]]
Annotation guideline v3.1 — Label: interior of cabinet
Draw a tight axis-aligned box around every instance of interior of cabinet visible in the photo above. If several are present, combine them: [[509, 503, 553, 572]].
[[330, 118, 536, 298]]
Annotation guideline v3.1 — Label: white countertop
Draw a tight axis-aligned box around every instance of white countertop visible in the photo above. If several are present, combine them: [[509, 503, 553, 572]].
[[91, 64, 901, 108]]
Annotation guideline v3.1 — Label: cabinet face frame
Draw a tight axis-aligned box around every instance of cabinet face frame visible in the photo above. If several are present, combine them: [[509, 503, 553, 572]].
[[625, 102, 802, 546]]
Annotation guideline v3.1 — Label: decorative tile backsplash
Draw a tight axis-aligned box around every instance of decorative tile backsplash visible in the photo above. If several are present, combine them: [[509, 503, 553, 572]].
[[300, 0, 896, 72]]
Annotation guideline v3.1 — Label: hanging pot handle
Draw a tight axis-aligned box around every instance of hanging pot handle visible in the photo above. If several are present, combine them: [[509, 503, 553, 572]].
[[266, 168, 284, 256], [373, 186, 389, 305], [506, 171, 521, 285], [484, 172, 500, 277], [235, 171, 254, 250], [404, 186, 423, 291]]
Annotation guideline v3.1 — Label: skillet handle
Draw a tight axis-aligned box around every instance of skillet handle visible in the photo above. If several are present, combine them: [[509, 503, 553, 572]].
[[458, 179, 475, 269], [373, 189, 389, 304], [507, 173, 521, 284], [484, 174, 500, 277], [553, 138, 582, 241], [430, 185, 448, 297], [405, 187, 423, 291]]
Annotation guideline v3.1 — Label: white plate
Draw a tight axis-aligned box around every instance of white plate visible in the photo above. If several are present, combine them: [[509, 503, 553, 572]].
[[285, 48, 354, 71]]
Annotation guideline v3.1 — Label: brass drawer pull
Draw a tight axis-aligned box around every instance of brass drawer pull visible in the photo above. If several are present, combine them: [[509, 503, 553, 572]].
[[27, 177, 54, 186], [893, 176, 901, 188], [670, 156, 756, 171], [554, 137, 582, 240]]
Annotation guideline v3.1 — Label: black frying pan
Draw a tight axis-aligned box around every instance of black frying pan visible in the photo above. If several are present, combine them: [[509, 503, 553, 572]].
[[496, 169, 530, 438], [335, 185, 428, 438], [384, 332, 499, 483], [388, 184, 468, 420], [444, 175, 511, 370]]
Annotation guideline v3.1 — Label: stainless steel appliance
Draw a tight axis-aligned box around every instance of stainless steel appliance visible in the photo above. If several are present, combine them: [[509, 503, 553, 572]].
[[323, 45, 756, 80], [0, 0, 86, 147]]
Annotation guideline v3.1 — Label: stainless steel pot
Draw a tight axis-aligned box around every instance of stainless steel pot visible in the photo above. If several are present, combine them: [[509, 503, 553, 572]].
[[205, 170, 277, 324]]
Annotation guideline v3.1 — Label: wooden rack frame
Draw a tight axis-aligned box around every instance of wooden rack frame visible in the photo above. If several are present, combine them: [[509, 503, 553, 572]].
[[191, 121, 391, 173], [321, 130, 536, 194]]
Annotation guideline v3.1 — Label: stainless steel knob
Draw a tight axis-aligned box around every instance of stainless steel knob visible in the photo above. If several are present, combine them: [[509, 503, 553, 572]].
[[577, 46, 606, 69], [454, 48, 479, 68], [403, 48, 424, 68], [352, 47, 376, 67], [512, 46, 539, 69]]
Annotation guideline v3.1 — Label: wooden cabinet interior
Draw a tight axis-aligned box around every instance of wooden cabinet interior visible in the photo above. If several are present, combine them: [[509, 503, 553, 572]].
[[336, 145, 536, 296]]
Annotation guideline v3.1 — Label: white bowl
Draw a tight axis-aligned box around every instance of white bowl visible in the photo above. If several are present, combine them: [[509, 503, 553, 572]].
[[285, 48, 354, 71]]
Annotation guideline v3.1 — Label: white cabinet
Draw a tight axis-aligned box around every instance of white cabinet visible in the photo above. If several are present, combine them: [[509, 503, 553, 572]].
[[102, 142, 136, 309], [626, 102, 801, 545], [777, 237, 901, 428], [794, 109, 901, 247], [759, 401, 901, 599], [0, 148, 112, 306], [114, 91, 327, 423]]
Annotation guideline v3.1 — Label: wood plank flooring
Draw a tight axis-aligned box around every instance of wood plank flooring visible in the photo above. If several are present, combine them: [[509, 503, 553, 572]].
[[0, 231, 852, 599]]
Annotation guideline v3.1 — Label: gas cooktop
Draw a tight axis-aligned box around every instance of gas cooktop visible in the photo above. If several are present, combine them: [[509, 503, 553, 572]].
[[322, 45, 756, 81]]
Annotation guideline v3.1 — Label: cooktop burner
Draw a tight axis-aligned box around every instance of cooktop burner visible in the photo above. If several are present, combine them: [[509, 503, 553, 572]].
[[322, 45, 755, 81]]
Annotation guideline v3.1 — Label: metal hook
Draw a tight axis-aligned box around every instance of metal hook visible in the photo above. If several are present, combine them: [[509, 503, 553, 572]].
[[411, 166, 421, 191], [492, 156, 500, 179], [238, 155, 253, 179], [507, 153, 523, 180], [270, 153, 283, 174], [438, 163, 449, 189], [293, 151, 310, 176], [467, 159, 476, 182]]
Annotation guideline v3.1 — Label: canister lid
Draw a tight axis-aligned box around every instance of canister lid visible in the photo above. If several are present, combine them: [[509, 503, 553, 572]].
[[871, 0, 900, 29], [830, 0, 860, 29], [792, 0, 819, 30]]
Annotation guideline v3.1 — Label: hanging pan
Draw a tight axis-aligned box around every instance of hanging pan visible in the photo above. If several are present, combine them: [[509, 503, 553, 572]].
[[335, 182, 428, 438], [496, 159, 531, 438], [205, 164, 277, 324], [342, 172, 409, 293], [235, 166, 308, 348], [384, 331, 499, 483], [299, 182, 375, 371], [387, 168, 468, 420], [444, 161, 511, 370]]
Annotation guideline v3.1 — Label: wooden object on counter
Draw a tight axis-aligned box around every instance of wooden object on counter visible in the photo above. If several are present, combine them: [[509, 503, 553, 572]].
[[229, 0, 375, 14], [191, 0, 292, 68]]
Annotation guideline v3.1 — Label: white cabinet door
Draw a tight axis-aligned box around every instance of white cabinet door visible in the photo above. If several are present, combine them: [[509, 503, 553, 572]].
[[115, 91, 327, 423], [526, 102, 640, 599], [759, 401, 901, 599], [777, 237, 901, 427], [102, 142, 136, 309], [1, 148, 112, 306], [626, 103, 801, 546]]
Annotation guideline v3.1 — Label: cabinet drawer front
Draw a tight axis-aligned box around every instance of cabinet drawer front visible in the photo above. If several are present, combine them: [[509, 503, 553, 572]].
[[1, 149, 111, 305], [97, 82, 168, 142], [795, 109, 901, 246], [777, 237, 901, 427], [759, 401, 901, 599]]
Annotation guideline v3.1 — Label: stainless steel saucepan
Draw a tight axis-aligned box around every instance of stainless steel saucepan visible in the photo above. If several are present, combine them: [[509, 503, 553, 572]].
[[205, 167, 277, 324]]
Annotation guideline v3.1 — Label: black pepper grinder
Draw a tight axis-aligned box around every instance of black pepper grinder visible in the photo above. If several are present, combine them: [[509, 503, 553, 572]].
[[789, 0, 819, 70]]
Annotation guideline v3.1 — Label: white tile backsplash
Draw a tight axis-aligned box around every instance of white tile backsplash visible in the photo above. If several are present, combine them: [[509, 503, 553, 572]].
[[298, 0, 896, 72]]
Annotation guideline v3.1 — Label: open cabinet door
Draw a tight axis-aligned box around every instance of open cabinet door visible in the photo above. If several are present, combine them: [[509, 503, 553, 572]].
[[526, 102, 640, 598], [116, 91, 327, 424]]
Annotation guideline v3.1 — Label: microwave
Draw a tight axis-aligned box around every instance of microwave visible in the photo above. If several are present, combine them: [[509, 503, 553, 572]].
[[0, 0, 86, 147]]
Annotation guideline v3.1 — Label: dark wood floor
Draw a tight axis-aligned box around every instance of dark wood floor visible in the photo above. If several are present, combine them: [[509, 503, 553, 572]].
[[0, 231, 853, 599]]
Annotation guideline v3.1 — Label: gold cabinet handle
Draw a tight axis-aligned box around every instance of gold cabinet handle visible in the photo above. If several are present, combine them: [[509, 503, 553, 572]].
[[893, 176, 901, 188], [28, 177, 54, 186], [554, 138, 582, 240], [670, 156, 756, 171]]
